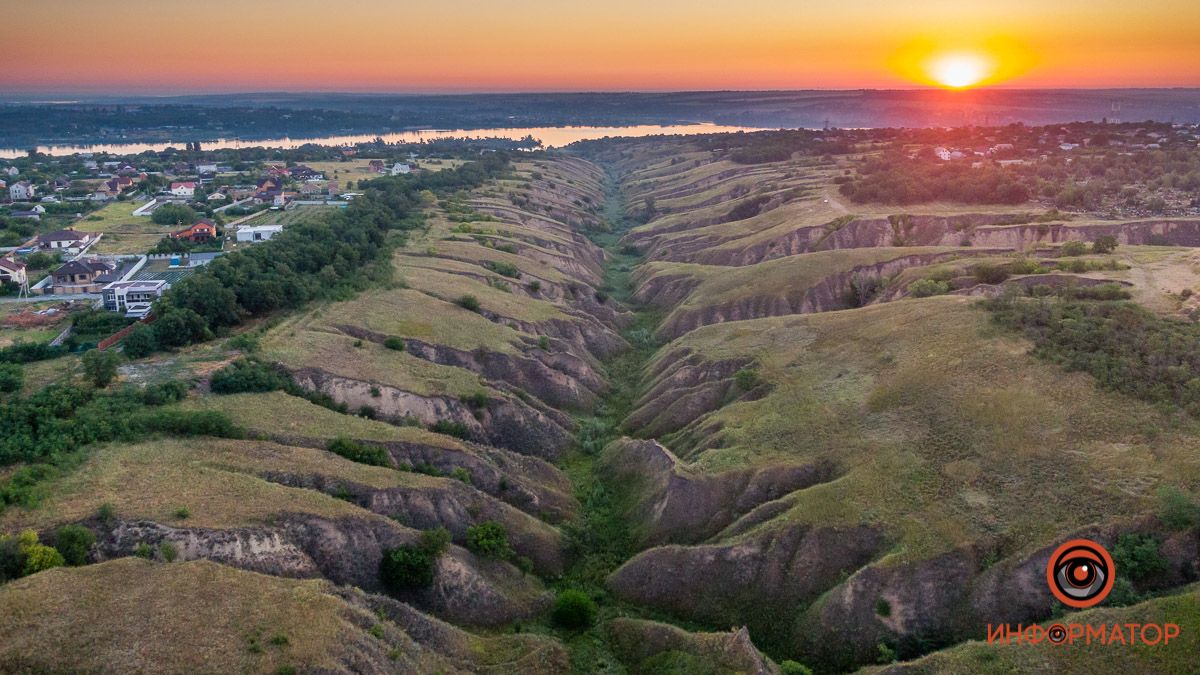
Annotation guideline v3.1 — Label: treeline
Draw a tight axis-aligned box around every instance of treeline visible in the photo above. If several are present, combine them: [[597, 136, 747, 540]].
[[697, 130, 855, 165], [840, 155, 1030, 205], [986, 295, 1200, 415], [140, 154, 511, 352]]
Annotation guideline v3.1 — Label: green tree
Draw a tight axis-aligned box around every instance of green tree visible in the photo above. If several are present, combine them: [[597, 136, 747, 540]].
[[1092, 235, 1119, 254], [0, 362, 23, 393], [465, 521, 513, 560], [54, 524, 96, 566], [551, 590, 597, 629], [122, 324, 158, 359], [82, 349, 120, 388], [151, 203, 197, 226], [152, 308, 211, 348]]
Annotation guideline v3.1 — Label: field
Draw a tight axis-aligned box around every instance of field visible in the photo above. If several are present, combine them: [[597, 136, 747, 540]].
[[245, 204, 342, 227], [72, 200, 173, 253]]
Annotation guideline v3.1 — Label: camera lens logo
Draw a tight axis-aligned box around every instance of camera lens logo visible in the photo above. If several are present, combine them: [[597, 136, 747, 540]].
[[1046, 539, 1115, 609]]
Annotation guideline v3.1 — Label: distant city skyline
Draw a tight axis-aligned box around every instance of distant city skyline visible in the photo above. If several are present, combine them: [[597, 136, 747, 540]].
[[4, 0, 1199, 93]]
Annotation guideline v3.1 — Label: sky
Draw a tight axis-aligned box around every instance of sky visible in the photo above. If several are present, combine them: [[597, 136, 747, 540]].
[[3, 0, 1199, 93]]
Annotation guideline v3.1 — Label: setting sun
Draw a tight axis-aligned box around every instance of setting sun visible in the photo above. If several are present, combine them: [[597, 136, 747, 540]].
[[926, 52, 993, 89]]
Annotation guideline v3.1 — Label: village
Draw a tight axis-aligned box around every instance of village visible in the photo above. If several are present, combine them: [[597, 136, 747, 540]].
[[0, 149, 424, 309]]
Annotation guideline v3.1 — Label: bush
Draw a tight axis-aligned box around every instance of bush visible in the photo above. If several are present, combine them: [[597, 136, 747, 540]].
[[1092, 235, 1118, 254], [381, 546, 436, 590], [82, 349, 121, 388], [551, 589, 597, 630], [419, 527, 451, 555], [973, 263, 1009, 285], [456, 295, 481, 312], [173, 506, 191, 519], [0, 363, 23, 393], [1059, 240, 1088, 257], [779, 661, 814, 675], [22, 542, 64, 575], [908, 278, 951, 298], [875, 598, 892, 617], [1112, 533, 1167, 582], [1157, 486, 1200, 530], [54, 524, 95, 566], [159, 541, 178, 562], [734, 367, 762, 391], [430, 420, 470, 439], [465, 521, 514, 560], [122, 324, 158, 359], [151, 203, 197, 226], [210, 358, 290, 394], [326, 437, 390, 467], [383, 336, 405, 351]]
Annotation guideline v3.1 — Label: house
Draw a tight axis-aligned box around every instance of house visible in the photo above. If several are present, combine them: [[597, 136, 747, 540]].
[[0, 258, 27, 287], [368, 160, 385, 173], [104, 176, 134, 194], [10, 206, 45, 220], [195, 163, 219, 175], [255, 177, 280, 194], [934, 147, 952, 161], [390, 163, 411, 176], [37, 228, 95, 252], [50, 258, 115, 294], [102, 279, 167, 313], [298, 182, 325, 196], [0, 179, 6, 190], [273, 191, 297, 207], [170, 219, 218, 243], [9, 180, 36, 201], [237, 225, 283, 243], [53, 176, 71, 190], [290, 165, 321, 181], [207, 191, 227, 201], [170, 181, 196, 198], [340, 147, 357, 157], [3, 167, 17, 177], [266, 164, 291, 177]]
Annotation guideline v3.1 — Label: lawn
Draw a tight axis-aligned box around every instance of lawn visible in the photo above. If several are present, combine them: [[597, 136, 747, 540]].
[[72, 200, 174, 254]]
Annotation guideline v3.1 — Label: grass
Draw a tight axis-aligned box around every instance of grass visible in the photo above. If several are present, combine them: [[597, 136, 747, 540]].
[[0, 438, 427, 531], [72, 200, 175, 254], [252, 205, 340, 227], [654, 296, 1200, 563], [177, 391, 469, 449], [0, 558, 383, 674], [859, 585, 1200, 674]]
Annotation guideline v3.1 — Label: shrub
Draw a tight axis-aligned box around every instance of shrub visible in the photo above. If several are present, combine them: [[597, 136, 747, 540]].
[[0, 363, 23, 393], [527, 280, 541, 293], [1092, 235, 1118, 254], [875, 598, 892, 617], [210, 358, 290, 394], [122, 324, 159, 359], [430, 420, 470, 439], [159, 541, 178, 563], [151, 203, 197, 226], [419, 527, 451, 555], [54, 524, 95, 566], [1157, 486, 1200, 530], [383, 336, 405, 351], [485, 260, 520, 278], [908, 278, 951, 298], [225, 332, 260, 353], [173, 506, 191, 520], [82, 349, 121, 388], [1059, 240, 1088, 257], [779, 661, 814, 675], [973, 263, 1009, 285], [450, 467, 472, 484], [460, 391, 489, 409], [551, 590, 597, 630], [97, 503, 116, 525], [134, 542, 152, 559], [22, 543, 64, 575], [327, 437, 390, 467], [538, 336, 550, 350], [734, 367, 762, 391], [456, 295, 481, 312], [465, 521, 513, 560], [1112, 533, 1167, 582]]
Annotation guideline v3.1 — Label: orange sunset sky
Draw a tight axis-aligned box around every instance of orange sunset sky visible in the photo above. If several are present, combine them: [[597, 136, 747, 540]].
[[3, 0, 1199, 93]]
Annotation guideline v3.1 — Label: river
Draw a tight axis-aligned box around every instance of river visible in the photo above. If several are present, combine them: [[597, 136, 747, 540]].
[[0, 122, 770, 159]]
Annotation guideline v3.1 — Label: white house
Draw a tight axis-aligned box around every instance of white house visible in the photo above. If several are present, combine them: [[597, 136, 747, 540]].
[[3, 167, 18, 177], [195, 163, 220, 175], [170, 181, 196, 198], [102, 279, 168, 313], [390, 163, 411, 176], [237, 225, 283, 243], [37, 228, 93, 251], [9, 181, 36, 201], [934, 147, 952, 161]]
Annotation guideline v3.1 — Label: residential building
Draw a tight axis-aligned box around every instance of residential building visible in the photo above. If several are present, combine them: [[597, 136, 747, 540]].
[[170, 181, 196, 198], [170, 219, 218, 243], [368, 160, 386, 173], [195, 163, 220, 175], [9, 180, 36, 201], [50, 258, 115, 294], [3, 167, 17, 177], [102, 279, 167, 313], [237, 225, 283, 243], [391, 163, 411, 175], [37, 229, 93, 251], [0, 258, 27, 286]]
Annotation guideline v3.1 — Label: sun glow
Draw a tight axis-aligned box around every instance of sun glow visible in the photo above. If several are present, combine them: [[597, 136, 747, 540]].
[[926, 52, 993, 89]]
